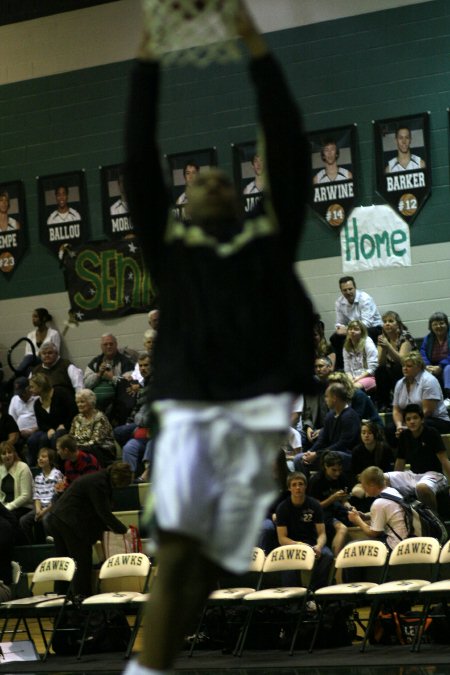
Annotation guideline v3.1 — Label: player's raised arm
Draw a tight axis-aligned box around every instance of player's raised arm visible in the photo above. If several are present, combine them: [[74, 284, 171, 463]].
[[236, 0, 311, 254], [123, 31, 169, 283]]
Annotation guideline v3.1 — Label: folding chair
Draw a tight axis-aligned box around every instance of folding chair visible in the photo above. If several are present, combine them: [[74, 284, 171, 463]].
[[361, 536, 441, 651], [188, 547, 266, 657], [0, 556, 76, 660], [413, 539, 450, 652], [237, 543, 316, 656], [76, 552, 151, 659], [309, 539, 389, 652]]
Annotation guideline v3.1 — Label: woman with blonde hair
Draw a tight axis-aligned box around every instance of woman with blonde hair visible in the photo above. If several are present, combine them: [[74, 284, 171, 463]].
[[393, 351, 450, 435], [328, 371, 381, 426], [343, 319, 378, 392]]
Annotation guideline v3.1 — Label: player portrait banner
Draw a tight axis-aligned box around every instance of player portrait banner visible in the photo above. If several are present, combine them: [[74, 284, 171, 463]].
[[100, 164, 133, 239], [309, 124, 357, 229], [166, 147, 217, 222], [232, 140, 264, 213], [0, 180, 28, 277], [38, 170, 89, 258], [63, 238, 155, 321], [374, 112, 430, 225], [341, 204, 411, 273]]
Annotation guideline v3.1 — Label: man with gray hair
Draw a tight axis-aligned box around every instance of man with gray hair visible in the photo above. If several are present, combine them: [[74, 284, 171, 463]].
[[31, 342, 83, 398], [84, 334, 134, 415]]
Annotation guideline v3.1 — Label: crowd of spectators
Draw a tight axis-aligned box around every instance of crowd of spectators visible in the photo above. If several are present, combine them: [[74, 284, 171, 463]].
[[2, 283, 450, 595]]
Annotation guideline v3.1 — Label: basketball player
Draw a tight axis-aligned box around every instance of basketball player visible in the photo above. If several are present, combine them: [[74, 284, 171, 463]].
[[47, 185, 81, 225], [122, 2, 314, 674], [175, 161, 200, 205], [313, 138, 352, 184], [0, 190, 20, 231], [385, 126, 426, 173], [243, 152, 264, 194]]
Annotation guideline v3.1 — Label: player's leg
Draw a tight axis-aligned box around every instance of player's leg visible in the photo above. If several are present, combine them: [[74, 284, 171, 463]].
[[138, 531, 221, 671]]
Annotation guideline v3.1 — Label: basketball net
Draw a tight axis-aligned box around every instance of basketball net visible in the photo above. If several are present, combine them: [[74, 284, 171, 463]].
[[142, 0, 242, 67]]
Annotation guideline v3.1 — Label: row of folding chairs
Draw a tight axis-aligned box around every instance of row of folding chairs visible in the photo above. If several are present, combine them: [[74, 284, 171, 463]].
[[0, 551, 152, 661], [189, 537, 450, 656]]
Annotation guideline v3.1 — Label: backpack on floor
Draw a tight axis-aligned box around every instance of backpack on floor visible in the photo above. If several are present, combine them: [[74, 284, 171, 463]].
[[379, 491, 448, 545]]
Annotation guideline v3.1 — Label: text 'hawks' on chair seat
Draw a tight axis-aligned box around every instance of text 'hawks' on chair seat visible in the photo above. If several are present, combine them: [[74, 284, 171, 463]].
[[77, 551, 151, 659], [361, 536, 441, 652], [309, 539, 389, 652], [413, 539, 450, 652], [238, 543, 317, 656], [0, 556, 76, 661], [188, 546, 266, 657]]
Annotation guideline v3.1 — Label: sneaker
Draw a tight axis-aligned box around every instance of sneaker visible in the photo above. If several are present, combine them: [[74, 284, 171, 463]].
[[45, 536, 54, 544], [306, 600, 317, 614]]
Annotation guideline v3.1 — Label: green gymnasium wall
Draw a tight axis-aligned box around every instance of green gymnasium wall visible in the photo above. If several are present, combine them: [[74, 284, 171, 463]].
[[0, 0, 448, 300]]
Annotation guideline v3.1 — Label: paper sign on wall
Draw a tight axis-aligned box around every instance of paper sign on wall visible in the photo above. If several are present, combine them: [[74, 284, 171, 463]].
[[341, 204, 411, 272]]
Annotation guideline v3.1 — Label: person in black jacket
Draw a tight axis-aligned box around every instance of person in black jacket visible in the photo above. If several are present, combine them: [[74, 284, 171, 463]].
[[47, 462, 132, 597], [122, 3, 315, 674]]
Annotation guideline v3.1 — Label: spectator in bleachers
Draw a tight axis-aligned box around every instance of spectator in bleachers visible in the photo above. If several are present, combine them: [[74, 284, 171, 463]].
[[343, 320, 378, 393], [308, 451, 352, 556], [26, 308, 61, 359], [420, 311, 450, 400], [350, 421, 394, 511], [330, 276, 382, 370], [294, 382, 361, 474], [84, 334, 135, 416], [47, 462, 132, 598], [14, 308, 61, 378], [31, 342, 83, 398], [276, 471, 334, 590], [0, 441, 33, 521], [27, 373, 78, 465], [19, 447, 63, 543], [386, 403, 450, 512], [8, 377, 38, 443], [348, 466, 408, 550], [302, 356, 333, 449], [328, 371, 382, 426], [148, 309, 159, 331], [313, 316, 335, 370], [393, 351, 450, 436], [114, 353, 152, 449], [55, 434, 99, 490], [351, 420, 393, 478], [70, 389, 116, 467], [375, 311, 415, 411]]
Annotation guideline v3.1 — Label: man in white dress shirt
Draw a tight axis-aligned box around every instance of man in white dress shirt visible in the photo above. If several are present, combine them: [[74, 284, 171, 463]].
[[331, 276, 382, 370]]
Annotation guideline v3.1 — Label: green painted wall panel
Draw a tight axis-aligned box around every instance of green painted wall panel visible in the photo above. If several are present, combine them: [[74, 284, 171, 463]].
[[0, 0, 448, 299]]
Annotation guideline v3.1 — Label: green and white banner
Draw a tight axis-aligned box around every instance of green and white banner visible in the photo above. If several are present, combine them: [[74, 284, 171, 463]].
[[341, 204, 411, 272]]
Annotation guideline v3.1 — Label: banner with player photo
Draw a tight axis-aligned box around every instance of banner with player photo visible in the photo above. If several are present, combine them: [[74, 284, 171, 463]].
[[0, 181, 28, 277], [38, 171, 89, 258], [63, 238, 155, 321], [341, 205, 411, 273], [166, 147, 217, 222], [100, 164, 133, 239], [232, 141, 264, 213], [374, 112, 430, 224], [309, 125, 357, 229]]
